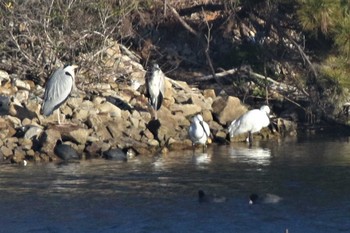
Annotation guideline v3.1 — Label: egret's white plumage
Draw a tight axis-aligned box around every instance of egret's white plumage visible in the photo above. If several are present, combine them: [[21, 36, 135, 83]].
[[41, 65, 78, 124], [228, 105, 270, 144], [189, 114, 211, 150], [146, 64, 165, 119]]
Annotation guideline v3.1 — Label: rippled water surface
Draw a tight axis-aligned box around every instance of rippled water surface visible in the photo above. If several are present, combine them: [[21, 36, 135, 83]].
[[1, 134, 350, 233]]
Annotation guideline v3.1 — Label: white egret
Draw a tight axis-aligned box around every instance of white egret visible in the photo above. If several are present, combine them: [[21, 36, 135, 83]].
[[146, 64, 165, 119], [189, 114, 211, 151], [228, 105, 270, 145], [41, 65, 78, 124]]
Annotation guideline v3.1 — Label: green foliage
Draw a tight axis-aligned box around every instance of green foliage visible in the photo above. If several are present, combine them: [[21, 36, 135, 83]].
[[321, 56, 350, 88], [297, 0, 337, 35], [297, 0, 350, 58], [333, 14, 350, 58]]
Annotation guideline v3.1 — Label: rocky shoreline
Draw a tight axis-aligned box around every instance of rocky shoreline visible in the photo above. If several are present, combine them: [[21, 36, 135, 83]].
[[0, 42, 296, 164]]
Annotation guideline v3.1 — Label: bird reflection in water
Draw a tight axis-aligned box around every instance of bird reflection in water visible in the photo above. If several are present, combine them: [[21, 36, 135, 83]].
[[192, 152, 212, 168], [228, 145, 271, 165]]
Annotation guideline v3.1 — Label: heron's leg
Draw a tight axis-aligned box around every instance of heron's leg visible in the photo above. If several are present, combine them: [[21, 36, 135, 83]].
[[154, 110, 158, 120], [57, 109, 61, 125]]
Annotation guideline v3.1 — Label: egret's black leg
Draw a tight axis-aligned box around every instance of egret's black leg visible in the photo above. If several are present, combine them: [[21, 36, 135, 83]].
[[248, 131, 253, 147]]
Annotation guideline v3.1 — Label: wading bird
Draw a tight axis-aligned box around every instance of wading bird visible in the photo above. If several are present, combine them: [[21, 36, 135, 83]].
[[198, 190, 227, 203], [249, 193, 282, 205], [41, 65, 78, 124], [228, 105, 270, 146], [189, 114, 211, 152], [146, 64, 165, 119]]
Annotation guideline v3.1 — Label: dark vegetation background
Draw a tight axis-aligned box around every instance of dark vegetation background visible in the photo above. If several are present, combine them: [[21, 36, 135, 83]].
[[0, 0, 349, 123]]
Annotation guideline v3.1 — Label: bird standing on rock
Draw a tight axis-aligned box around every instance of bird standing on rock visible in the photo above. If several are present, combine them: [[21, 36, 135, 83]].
[[189, 114, 211, 152], [228, 105, 270, 146], [41, 65, 78, 124], [146, 64, 165, 120]]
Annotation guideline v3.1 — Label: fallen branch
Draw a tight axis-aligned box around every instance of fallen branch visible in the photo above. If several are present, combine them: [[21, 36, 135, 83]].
[[197, 68, 239, 81]]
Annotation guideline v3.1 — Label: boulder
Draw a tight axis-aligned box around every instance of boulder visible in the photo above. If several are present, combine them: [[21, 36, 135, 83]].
[[64, 128, 91, 145], [170, 104, 202, 117], [212, 96, 247, 125], [12, 149, 26, 163], [96, 101, 122, 118], [40, 129, 61, 157], [0, 146, 12, 158]]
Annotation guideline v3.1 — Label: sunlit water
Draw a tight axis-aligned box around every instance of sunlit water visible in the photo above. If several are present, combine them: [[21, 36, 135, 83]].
[[1, 134, 350, 233]]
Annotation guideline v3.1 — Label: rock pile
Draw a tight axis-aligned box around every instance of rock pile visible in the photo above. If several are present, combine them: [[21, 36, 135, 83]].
[[0, 42, 295, 164]]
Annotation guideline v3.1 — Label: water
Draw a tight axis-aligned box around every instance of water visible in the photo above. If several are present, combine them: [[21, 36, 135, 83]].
[[1, 135, 350, 233]]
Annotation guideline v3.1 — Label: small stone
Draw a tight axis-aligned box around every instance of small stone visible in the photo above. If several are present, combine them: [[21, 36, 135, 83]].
[[14, 90, 29, 103], [0, 70, 10, 83], [14, 79, 31, 90], [148, 139, 159, 147], [203, 89, 216, 99]]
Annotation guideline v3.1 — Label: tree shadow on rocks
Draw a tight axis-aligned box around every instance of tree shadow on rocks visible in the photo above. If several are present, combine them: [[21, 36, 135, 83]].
[[0, 95, 10, 115], [146, 119, 161, 141], [106, 96, 133, 111]]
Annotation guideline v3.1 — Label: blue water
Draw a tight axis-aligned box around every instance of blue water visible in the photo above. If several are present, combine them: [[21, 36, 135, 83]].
[[1, 135, 350, 233]]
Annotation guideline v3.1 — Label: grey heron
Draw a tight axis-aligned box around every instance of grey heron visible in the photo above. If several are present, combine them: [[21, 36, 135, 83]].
[[41, 64, 78, 124], [146, 64, 165, 119], [228, 105, 270, 145], [189, 114, 211, 151]]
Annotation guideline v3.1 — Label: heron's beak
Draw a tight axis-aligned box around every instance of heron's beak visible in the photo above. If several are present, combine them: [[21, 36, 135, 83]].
[[71, 64, 78, 69]]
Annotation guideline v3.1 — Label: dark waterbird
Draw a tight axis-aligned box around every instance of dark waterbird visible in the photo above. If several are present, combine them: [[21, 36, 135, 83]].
[[54, 141, 79, 161], [198, 190, 227, 203], [103, 148, 127, 161], [249, 193, 282, 205]]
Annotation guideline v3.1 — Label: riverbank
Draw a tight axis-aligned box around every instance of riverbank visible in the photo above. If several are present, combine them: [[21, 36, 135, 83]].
[[0, 41, 298, 164]]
